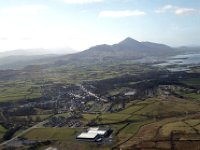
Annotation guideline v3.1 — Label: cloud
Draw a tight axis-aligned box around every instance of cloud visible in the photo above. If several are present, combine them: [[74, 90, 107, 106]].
[[156, 5, 199, 15], [175, 8, 197, 15], [155, 5, 174, 13], [0, 5, 48, 15], [98, 10, 146, 18], [21, 37, 32, 40], [62, 0, 104, 4], [81, 10, 89, 13], [0, 37, 8, 40]]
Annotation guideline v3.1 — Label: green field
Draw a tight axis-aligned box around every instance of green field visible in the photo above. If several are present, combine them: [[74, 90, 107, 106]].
[[184, 93, 200, 100], [0, 125, 6, 140], [98, 113, 131, 123], [120, 120, 153, 135], [0, 81, 42, 102], [134, 98, 200, 117], [17, 114, 51, 122], [23, 128, 80, 140], [18, 96, 200, 150], [119, 104, 144, 114], [44, 62, 153, 83], [82, 100, 155, 124], [182, 78, 200, 87], [81, 97, 200, 146], [82, 113, 98, 122], [83, 97, 200, 126], [22, 99, 159, 144]]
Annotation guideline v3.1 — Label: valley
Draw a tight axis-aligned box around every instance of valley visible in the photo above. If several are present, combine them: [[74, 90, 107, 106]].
[[0, 38, 200, 150]]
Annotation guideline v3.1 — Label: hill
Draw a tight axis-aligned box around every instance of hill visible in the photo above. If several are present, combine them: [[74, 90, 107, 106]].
[[54, 37, 176, 66], [1, 37, 199, 69], [0, 47, 76, 58], [0, 48, 77, 69]]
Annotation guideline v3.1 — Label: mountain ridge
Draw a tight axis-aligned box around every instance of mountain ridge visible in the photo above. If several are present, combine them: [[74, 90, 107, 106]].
[[53, 37, 177, 66], [1, 37, 199, 69], [0, 47, 77, 59]]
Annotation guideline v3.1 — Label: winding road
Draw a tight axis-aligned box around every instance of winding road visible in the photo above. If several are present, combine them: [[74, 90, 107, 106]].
[[78, 84, 108, 102]]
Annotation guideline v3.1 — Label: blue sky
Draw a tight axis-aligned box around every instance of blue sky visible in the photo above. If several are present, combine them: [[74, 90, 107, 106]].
[[0, 0, 199, 52]]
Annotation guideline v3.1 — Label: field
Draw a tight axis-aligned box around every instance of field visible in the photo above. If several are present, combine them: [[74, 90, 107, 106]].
[[22, 128, 80, 141], [45, 62, 153, 83], [184, 93, 200, 100], [182, 78, 200, 87], [86, 97, 200, 123], [118, 114, 200, 150], [16, 114, 52, 122], [22, 128, 111, 150], [0, 81, 42, 102], [160, 121, 195, 136], [81, 96, 200, 149], [0, 125, 6, 140], [19, 95, 200, 150], [1, 69, 200, 149]]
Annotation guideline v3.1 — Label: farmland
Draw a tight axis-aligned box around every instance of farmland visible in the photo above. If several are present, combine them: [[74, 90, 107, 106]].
[[23, 128, 80, 141], [118, 114, 200, 150], [182, 78, 200, 87], [19, 95, 200, 149], [0, 125, 6, 141], [1, 63, 200, 150], [0, 81, 42, 102]]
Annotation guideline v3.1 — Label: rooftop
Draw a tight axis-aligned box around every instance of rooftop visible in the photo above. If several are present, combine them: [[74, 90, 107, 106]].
[[76, 127, 108, 140], [77, 132, 98, 139]]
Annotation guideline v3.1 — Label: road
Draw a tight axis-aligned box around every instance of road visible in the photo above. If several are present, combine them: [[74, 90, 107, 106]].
[[0, 120, 46, 147], [78, 84, 108, 102], [0, 84, 106, 147]]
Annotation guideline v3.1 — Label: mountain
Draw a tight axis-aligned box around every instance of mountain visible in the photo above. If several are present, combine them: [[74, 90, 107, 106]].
[[54, 37, 176, 66], [175, 46, 200, 53], [0, 47, 78, 69], [0, 55, 57, 70], [1, 37, 197, 69], [0, 47, 77, 59]]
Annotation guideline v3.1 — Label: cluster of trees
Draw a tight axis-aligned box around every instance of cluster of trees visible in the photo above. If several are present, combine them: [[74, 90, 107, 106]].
[[3, 125, 21, 141], [4, 107, 36, 116]]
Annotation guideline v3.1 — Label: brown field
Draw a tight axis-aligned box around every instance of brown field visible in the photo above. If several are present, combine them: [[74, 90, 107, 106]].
[[117, 113, 200, 150]]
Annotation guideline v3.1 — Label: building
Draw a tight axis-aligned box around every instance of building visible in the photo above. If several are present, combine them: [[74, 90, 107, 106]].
[[76, 127, 111, 142]]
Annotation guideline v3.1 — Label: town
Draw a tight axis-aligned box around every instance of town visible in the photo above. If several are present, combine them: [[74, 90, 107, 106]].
[[1, 69, 200, 149]]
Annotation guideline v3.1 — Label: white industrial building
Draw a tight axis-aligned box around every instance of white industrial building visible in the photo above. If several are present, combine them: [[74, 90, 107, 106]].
[[76, 127, 111, 141]]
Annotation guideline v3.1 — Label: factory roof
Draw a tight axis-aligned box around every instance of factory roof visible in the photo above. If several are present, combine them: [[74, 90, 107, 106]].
[[77, 132, 98, 139], [77, 127, 108, 139]]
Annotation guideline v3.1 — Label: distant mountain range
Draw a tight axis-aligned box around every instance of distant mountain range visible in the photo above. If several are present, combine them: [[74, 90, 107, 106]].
[[0, 47, 77, 58], [0, 37, 199, 69], [0, 47, 77, 69]]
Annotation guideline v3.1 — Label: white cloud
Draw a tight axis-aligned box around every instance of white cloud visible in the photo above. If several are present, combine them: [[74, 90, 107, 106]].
[[0, 37, 8, 40], [0, 5, 48, 15], [62, 0, 104, 4], [156, 5, 199, 15], [81, 10, 89, 13], [155, 5, 174, 13], [175, 8, 197, 15], [98, 10, 146, 18]]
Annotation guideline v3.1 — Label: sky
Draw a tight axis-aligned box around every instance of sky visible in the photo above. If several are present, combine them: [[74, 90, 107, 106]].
[[0, 0, 200, 52]]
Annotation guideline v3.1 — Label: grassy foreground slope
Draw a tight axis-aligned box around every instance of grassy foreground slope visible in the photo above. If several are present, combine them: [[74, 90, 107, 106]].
[[21, 96, 200, 150]]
